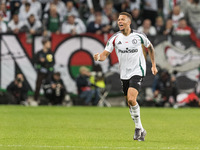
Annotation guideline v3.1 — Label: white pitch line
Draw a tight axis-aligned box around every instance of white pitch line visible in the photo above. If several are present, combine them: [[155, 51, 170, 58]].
[[0, 144, 199, 149]]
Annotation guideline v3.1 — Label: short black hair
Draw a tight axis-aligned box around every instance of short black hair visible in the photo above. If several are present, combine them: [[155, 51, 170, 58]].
[[42, 38, 50, 45], [119, 12, 132, 21]]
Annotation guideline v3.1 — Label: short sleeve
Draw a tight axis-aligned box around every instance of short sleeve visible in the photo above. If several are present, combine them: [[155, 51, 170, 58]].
[[105, 35, 117, 53], [141, 34, 151, 48]]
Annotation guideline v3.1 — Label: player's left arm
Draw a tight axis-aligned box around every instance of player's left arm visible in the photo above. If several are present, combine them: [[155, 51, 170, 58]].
[[147, 44, 158, 75]]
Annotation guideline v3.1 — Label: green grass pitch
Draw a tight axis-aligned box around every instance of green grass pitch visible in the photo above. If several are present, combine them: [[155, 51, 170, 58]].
[[0, 106, 200, 150]]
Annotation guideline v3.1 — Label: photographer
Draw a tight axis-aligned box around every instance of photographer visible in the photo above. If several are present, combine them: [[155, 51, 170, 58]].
[[6, 73, 28, 104], [43, 72, 67, 105], [34, 38, 55, 102], [76, 66, 100, 105]]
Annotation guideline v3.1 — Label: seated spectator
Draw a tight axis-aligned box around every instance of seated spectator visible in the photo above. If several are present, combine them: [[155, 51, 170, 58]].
[[170, 5, 184, 29], [64, 0, 79, 18], [29, 0, 42, 19], [43, 72, 66, 105], [61, 13, 86, 35], [6, 73, 28, 104], [44, 0, 66, 22], [0, 2, 11, 24], [76, 66, 100, 105], [0, 11, 7, 33], [19, 2, 37, 21], [163, 19, 174, 36], [173, 18, 200, 48], [87, 11, 111, 34], [155, 16, 164, 35], [137, 19, 156, 36], [87, 10, 110, 26], [152, 70, 177, 107], [131, 8, 143, 29], [21, 14, 42, 43], [43, 4, 61, 35], [8, 13, 24, 34]]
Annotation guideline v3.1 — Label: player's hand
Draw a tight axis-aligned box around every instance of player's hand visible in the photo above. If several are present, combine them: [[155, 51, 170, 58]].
[[151, 66, 158, 75], [93, 53, 100, 61]]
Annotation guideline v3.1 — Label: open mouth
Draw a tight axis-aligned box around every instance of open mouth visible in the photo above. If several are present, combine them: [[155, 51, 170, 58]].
[[119, 24, 124, 27]]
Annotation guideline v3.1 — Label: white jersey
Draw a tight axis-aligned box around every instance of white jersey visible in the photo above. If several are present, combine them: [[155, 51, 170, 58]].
[[105, 30, 151, 80]]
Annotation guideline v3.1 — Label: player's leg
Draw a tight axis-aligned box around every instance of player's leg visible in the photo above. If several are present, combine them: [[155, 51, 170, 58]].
[[127, 76, 146, 141]]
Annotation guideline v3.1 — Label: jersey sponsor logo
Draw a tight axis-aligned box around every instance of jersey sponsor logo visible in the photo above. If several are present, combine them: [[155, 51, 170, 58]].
[[132, 39, 137, 44], [118, 48, 138, 53], [117, 41, 122, 45]]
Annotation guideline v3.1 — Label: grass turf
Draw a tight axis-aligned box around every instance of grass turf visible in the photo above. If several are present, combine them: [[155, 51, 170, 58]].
[[0, 106, 200, 150]]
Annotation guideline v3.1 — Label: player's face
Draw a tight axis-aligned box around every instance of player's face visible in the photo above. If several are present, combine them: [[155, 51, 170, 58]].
[[118, 15, 131, 31]]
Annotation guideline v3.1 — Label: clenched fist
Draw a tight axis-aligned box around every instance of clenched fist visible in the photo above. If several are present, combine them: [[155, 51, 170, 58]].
[[93, 53, 100, 61]]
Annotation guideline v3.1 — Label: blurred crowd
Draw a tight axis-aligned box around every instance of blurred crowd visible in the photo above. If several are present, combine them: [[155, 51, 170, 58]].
[[0, 0, 200, 46]]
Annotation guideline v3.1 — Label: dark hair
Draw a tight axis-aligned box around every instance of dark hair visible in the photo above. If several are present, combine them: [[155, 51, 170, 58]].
[[119, 12, 132, 21], [42, 38, 50, 45]]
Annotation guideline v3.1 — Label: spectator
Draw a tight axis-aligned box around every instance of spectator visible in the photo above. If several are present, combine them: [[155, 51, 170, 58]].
[[6, 73, 28, 104], [61, 13, 86, 35], [34, 38, 55, 102], [181, 0, 200, 38], [0, 2, 11, 24], [163, 19, 174, 36], [44, 0, 66, 22], [137, 19, 156, 36], [78, 0, 90, 23], [87, 0, 105, 14], [64, 0, 79, 18], [173, 18, 200, 48], [21, 14, 42, 43], [170, 5, 184, 29], [131, 8, 143, 29], [142, 0, 158, 26], [7, 13, 24, 34], [10, 0, 21, 17], [163, 0, 181, 19], [110, 12, 119, 33], [120, 0, 131, 13], [155, 16, 164, 35], [18, 2, 36, 21], [43, 72, 67, 105], [43, 4, 61, 35], [29, 0, 42, 19], [0, 11, 7, 33], [76, 66, 100, 105], [152, 70, 177, 107], [87, 11, 111, 34], [130, 0, 141, 10], [87, 10, 110, 26], [103, 1, 116, 23]]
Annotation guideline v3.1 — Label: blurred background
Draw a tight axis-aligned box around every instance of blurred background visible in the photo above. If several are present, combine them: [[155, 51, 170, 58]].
[[0, 0, 200, 107]]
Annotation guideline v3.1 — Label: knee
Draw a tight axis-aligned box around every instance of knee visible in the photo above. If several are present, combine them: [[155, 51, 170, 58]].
[[128, 98, 137, 106]]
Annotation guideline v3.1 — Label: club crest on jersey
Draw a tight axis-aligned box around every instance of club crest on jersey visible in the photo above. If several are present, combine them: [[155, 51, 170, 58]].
[[132, 39, 137, 44]]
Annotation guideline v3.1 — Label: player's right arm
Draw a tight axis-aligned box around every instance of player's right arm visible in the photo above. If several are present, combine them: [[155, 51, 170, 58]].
[[93, 33, 118, 62], [93, 50, 110, 61]]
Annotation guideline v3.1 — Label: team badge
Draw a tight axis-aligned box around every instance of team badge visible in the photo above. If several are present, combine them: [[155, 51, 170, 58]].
[[132, 39, 137, 44]]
